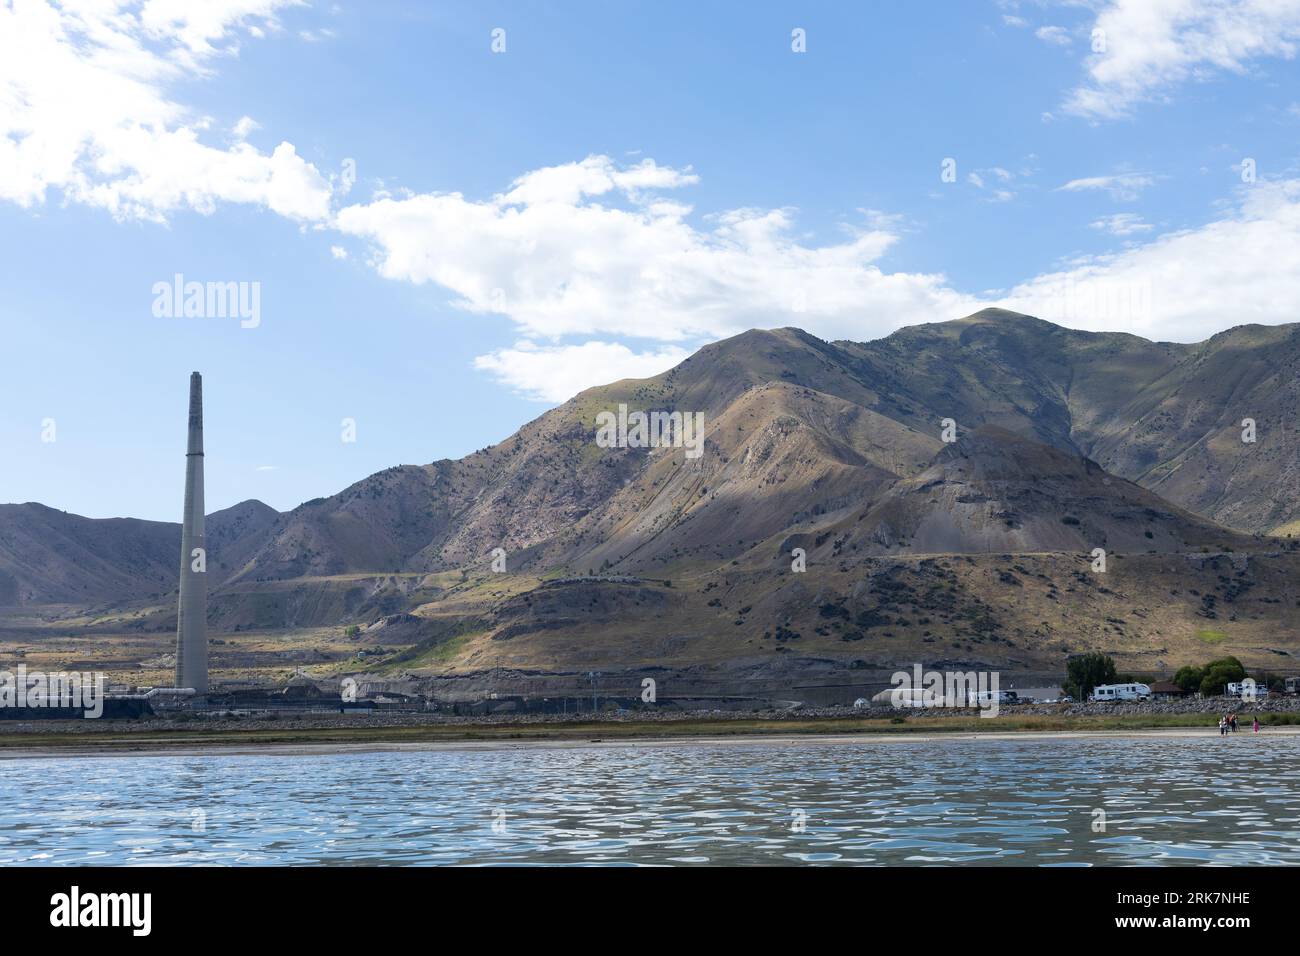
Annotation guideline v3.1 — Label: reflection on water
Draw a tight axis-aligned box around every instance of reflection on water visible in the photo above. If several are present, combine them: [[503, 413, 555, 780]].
[[1, 736, 1297, 866]]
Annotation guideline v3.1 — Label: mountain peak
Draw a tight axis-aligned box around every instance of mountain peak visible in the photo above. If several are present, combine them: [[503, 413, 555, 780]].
[[956, 307, 1041, 324]]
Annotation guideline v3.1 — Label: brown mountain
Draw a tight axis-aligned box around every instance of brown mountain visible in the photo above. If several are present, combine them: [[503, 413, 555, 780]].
[[4, 309, 1300, 687], [220, 310, 1295, 589], [0, 499, 278, 605]]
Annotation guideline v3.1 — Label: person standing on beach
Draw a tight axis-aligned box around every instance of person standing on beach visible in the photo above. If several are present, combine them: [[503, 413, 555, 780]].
[[1231, 713, 1238, 733], [1253, 716, 1260, 733], [1219, 716, 1227, 735]]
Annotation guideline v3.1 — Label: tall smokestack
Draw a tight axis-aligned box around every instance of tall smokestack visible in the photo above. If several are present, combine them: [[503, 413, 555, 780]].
[[175, 372, 208, 693]]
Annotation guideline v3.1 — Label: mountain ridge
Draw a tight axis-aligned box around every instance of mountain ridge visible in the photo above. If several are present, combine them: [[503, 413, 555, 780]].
[[6, 308, 1298, 602], [5, 308, 1300, 688]]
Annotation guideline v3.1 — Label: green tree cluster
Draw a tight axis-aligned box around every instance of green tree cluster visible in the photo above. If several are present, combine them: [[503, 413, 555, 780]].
[[1063, 652, 1117, 699], [1172, 657, 1247, 697]]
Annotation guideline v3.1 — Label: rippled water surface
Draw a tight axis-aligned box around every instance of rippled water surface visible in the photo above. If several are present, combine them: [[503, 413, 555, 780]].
[[2, 736, 1298, 865]]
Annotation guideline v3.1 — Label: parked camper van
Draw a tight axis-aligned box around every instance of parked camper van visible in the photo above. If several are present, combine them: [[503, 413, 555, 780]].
[[1088, 682, 1151, 702]]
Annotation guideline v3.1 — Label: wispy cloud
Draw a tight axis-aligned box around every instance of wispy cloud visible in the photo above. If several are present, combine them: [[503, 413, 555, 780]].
[[1059, 173, 1157, 201], [1090, 212, 1155, 235], [966, 166, 1018, 202], [1035, 25, 1071, 46]]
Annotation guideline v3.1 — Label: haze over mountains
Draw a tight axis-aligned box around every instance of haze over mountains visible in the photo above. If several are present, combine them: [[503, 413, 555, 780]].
[[5, 309, 1300, 683]]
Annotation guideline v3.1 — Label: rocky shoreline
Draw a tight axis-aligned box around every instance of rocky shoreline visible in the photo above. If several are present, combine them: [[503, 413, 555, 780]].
[[1, 696, 1297, 736]]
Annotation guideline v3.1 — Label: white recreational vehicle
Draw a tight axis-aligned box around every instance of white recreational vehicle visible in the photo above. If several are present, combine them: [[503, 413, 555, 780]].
[[1227, 680, 1268, 699], [1088, 682, 1151, 703]]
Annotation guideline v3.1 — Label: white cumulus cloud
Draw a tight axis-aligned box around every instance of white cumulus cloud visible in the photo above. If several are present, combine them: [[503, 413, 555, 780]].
[[333, 154, 980, 345], [0, 0, 331, 222], [1065, 0, 1300, 119]]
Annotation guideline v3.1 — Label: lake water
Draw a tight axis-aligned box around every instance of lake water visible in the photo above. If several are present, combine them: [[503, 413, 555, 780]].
[[2, 735, 1297, 865]]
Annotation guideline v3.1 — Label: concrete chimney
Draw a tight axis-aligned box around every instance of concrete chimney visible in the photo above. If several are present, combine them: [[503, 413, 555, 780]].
[[174, 372, 208, 693]]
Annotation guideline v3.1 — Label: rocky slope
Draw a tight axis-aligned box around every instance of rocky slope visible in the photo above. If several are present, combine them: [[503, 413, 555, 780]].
[[220, 309, 1300, 591]]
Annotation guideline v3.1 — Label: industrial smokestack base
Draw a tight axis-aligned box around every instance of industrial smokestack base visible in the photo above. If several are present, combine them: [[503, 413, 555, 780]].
[[174, 372, 208, 694]]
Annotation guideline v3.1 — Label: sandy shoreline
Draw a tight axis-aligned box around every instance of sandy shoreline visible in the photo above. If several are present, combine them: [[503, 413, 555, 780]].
[[2, 724, 1296, 761]]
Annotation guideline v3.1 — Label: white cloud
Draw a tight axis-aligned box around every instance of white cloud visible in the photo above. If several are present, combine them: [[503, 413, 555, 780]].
[[473, 341, 691, 403], [0, 0, 331, 222], [1000, 179, 1300, 341], [137, 0, 300, 66], [1003, 15, 1029, 28], [231, 115, 260, 140], [9, 6, 1300, 404], [966, 166, 1017, 202], [1090, 212, 1154, 235], [334, 153, 1300, 397], [1059, 173, 1156, 201], [1035, 25, 1071, 46], [334, 154, 980, 345], [1065, 0, 1300, 119], [499, 155, 698, 207]]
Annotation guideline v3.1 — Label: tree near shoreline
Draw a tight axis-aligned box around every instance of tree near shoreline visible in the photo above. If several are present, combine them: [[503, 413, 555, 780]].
[[1173, 657, 1248, 697], [1197, 656, 1246, 697], [1063, 652, 1117, 700]]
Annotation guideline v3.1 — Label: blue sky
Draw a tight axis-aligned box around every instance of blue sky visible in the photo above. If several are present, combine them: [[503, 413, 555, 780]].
[[3, 0, 1300, 521]]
